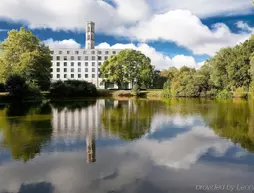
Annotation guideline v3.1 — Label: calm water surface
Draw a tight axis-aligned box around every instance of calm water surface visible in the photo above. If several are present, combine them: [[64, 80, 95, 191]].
[[0, 99, 254, 193]]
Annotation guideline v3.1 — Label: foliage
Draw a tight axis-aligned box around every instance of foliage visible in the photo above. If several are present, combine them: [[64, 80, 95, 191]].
[[0, 83, 5, 92], [0, 28, 52, 90], [216, 89, 233, 99], [49, 80, 97, 98], [100, 49, 154, 89], [162, 35, 254, 98], [5, 74, 41, 101]]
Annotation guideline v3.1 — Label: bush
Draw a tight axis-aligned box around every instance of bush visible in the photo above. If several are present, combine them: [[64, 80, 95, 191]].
[[0, 83, 5, 92], [233, 87, 248, 98], [216, 89, 233, 99], [5, 75, 29, 100], [132, 84, 140, 96], [5, 75, 42, 101], [50, 80, 97, 98]]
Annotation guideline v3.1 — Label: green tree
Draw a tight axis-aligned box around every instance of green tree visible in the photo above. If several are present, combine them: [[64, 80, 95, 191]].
[[100, 49, 154, 89], [0, 28, 52, 90]]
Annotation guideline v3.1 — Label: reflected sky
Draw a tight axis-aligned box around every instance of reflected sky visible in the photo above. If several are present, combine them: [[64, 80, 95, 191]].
[[0, 99, 254, 193]]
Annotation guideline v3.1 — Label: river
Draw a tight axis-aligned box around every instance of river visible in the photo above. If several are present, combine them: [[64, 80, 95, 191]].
[[0, 99, 254, 193]]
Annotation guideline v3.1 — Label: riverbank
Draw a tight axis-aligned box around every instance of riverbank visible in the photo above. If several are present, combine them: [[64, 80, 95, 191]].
[[97, 89, 163, 99]]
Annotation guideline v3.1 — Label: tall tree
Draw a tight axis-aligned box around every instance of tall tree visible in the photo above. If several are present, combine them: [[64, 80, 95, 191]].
[[0, 28, 52, 90], [100, 49, 154, 89]]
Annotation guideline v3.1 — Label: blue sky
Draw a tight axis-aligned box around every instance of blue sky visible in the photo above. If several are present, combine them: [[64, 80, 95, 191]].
[[0, 0, 253, 69]]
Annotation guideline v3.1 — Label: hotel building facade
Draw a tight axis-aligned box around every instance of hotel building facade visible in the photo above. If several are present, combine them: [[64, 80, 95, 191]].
[[50, 22, 123, 89]]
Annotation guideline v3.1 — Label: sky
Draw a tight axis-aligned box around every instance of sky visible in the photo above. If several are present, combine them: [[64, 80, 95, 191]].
[[0, 0, 253, 70]]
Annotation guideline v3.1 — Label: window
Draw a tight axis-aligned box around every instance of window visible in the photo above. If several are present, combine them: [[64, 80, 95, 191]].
[[50, 51, 54, 54], [78, 74, 81, 78], [56, 56, 60, 60], [64, 56, 67, 61], [85, 56, 88, 61], [57, 62, 60, 66], [92, 56, 96, 60], [91, 51, 95, 54], [78, 62, 81, 66], [59, 51, 62, 54], [64, 74, 67, 78], [57, 74, 60, 78], [71, 74, 74, 78], [105, 56, 108, 60], [64, 62, 67, 66], [64, 68, 67, 72], [75, 51, 79, 54], [98, 56, 102, 60], [85, 62, 88, 66], [92, 68, 95, 72], [92, 74, 95, 78], [85, 74, 88, 78], [57, 68, 60, 72], [97, 50, 102, 54], [71, 56, 74, 60], [50, 68, 53, 72], [112, 51, 116, 54], [98, 62, 101, 66], [51, 74, 53, 78], [85, 68, 88, 72], [78, 56, 81, 61], [78, 68, 81, 72], [105, 51, 109, 54], [71, 62, 74, 66], [71, 68, 74, 72], [67, 51, 70, 54], [83, 51, 86, 54], [92, 62, 95, 66]]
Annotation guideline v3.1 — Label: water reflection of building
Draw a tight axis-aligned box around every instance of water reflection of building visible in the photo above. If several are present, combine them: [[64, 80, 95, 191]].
[[51, 100, 115, 138], [51, 100, 119, 163], [86, 133, 96, 163]]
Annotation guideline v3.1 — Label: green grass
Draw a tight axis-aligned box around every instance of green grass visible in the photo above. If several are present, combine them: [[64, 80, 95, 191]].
[[97, 89, 163, 99]]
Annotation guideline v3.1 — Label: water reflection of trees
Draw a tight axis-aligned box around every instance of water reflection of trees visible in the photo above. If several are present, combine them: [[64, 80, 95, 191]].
[[0, 102, 52, 162], [162, 99, 254, 153], [204, 100, 254, 152], [101, 100, 158, 140]]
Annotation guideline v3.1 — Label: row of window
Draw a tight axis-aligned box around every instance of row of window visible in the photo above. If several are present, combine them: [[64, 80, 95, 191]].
[[51, 68, 99, 73], [55, 55, 109, 61], [52, 74, 96, 79], [53, 62, 102, 66], [51, 50, 117, 55]]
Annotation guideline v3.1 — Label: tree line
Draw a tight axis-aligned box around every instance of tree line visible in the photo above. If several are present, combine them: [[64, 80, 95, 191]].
[[162, 35, 254, 98]]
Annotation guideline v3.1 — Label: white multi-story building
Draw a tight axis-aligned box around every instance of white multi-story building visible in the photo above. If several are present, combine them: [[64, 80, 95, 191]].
[[50, 21, 123, 89]]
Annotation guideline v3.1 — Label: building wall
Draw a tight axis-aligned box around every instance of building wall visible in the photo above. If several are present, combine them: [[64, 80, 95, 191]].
[[50, 48, 123, 89]]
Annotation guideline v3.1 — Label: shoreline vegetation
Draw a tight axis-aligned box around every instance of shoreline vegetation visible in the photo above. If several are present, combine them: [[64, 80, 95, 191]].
[[0, 28, 254, 102]]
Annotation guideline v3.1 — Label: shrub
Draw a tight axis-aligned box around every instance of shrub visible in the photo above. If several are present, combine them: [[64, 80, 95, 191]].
[[216, 89, 233, 99], [50, 80, 97, 98], [233, 87, 248, 98], [0, 83, 5, 92], [5, 75, 42, 101], [132, 84, 140, 96], [5, 75, 29, 100]]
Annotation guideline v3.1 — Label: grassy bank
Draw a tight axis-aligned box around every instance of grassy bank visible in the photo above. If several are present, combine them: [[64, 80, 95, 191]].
[[97, 89, 163, 99]]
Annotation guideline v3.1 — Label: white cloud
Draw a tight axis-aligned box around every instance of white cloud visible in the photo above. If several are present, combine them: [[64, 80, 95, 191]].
[[112, 10, 253, 56], [0, 29, 8, 32], [236, 21, 254, 33], [149, 0, 253, 18], [96, 42, 204, 69], [0, 0, 253, 56], [43, 38, 81, 49]]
